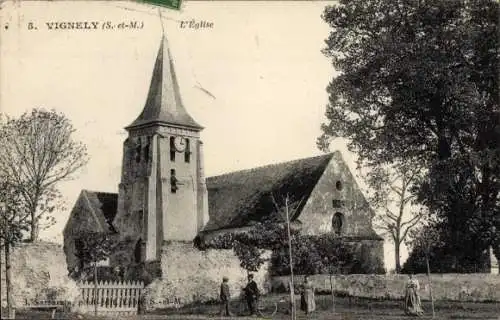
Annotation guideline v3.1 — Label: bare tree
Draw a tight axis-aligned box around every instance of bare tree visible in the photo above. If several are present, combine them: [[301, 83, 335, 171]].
[[271, 193, 304, 320], [406, 216, 443, 319], [0, 181, 30, 318], [362, 161, 424, 273], [0, 109, 89, 241]]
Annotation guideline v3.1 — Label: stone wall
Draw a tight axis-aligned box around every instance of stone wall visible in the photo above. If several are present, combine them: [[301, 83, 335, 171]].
[[142, 242, 271, 310], [271, 274, 500, 302], [1, 242, 80, 309]]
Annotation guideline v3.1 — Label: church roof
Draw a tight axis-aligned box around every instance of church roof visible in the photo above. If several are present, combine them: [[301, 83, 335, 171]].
[[81, 190, 118, 233], [72, 153, 361, 236], [202, 153, 335, 232], [126, 36, 203, 131]]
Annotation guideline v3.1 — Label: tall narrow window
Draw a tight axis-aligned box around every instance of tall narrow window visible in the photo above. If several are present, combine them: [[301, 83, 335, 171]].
[[75, 238, 85, 269], [144, 138, 150, 163], [170, 169, 178, 193], [170, 137, 176, 161], [332, 212, 344, 235], [134, 239, 142, 263], [184, 138, 191, 163], [135, 138, 142, 163], [138, 210, 144, 236]]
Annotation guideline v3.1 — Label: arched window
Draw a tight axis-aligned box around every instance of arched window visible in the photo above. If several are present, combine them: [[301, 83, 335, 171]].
[[170, 137, 176, 161], [336, 180, 343, 191], [184, 138, 191, 163], [332, 212, 344, 235]]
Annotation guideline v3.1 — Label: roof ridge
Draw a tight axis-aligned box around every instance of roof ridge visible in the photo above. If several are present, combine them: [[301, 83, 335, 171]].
[[81, 189, 117, 196], [208, 152, 334, 180], [81, 190, 106, 233]]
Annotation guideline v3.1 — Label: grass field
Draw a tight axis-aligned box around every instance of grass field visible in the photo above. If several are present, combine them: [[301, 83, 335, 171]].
[[7, 295, 500, 320], [146, 294, 500, 320]]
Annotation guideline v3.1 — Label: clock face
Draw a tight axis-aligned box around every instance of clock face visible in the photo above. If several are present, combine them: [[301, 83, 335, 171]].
[[174, 136, 186, 152]]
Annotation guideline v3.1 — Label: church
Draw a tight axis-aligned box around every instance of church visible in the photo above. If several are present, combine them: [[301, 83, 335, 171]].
[[63, 33, 384, 287]]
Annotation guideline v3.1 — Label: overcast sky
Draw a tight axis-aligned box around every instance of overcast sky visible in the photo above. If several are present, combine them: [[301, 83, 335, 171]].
[[0, 0, 407, 271]]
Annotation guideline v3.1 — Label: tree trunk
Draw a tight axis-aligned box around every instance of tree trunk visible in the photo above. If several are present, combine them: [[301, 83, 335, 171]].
[[30, 210, 39, 242], [5, 242, 14, 319], [289, 280, 295, 320], [426, 255, 435, 319], [395, 240, 401, 273]]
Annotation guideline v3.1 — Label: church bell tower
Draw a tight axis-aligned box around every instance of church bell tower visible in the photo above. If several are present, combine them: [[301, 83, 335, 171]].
[[113, 33, 209, 263]]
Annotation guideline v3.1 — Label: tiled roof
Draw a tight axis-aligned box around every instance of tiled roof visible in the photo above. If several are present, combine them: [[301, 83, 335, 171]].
[[202, 153, 334, 232]]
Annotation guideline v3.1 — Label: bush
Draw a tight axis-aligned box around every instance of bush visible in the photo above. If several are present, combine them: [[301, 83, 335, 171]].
[[200, 223, 360, 275], [269, 234, 355, 275], [402, 242, 490, 274]]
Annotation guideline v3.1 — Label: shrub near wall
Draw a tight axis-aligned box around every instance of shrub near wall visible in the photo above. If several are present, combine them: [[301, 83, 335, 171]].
[[272, 274, 500, 302], [271, 237, 385, 276], [202, 223, 384, 276]]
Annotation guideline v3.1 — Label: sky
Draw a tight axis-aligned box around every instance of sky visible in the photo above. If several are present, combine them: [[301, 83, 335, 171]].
[[0, 0, 408, 271]]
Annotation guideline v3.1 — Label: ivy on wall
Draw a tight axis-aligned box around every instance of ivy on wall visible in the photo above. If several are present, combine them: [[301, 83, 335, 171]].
[[196, 222, 366, 275]]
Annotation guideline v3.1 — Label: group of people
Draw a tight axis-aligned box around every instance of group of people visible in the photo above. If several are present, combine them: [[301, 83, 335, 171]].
[[219, 273, 424, 317], [219, 274, 316, 317], [219, 274, 262, 317]]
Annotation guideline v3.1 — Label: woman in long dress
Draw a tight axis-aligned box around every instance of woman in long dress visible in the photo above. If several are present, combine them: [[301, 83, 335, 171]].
[[404, 274, 424, 316], [300, 275, 316, 314]]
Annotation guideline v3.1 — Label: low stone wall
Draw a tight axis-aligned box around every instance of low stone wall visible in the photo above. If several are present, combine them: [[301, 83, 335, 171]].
[[143, 242, 271, 310], [0, 242, 80, 309], [271, 274, 500, 302]]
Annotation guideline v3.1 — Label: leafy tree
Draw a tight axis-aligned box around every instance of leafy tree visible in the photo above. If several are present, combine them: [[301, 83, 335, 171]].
[[0, 109, 89, 241], [319, 0, 499, 267], [362, 161, 424, 272], [418, 156, 499, 271], [76, 232, 115, 274], [0, 181, 30, 318], [403, 215, 490, 273], [403, 217, 446, 274]]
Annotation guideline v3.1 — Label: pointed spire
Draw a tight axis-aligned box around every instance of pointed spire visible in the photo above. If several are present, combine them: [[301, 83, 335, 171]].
[[126, 32, 203, 131]]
